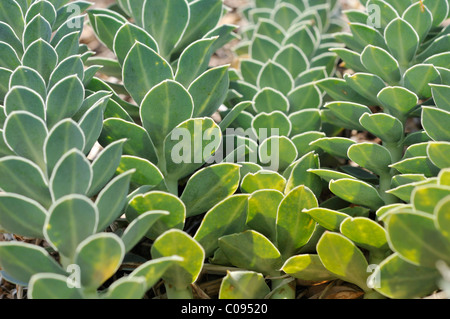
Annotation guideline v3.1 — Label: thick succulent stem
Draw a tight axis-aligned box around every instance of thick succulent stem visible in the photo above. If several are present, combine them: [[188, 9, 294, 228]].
[[59, 255, 74, 270], [379, 172, 398, 205], [385, 141, 404, 165], [379, 140, 405, 205], [157, 147, 179, 196], [164, 177, 179, 196]]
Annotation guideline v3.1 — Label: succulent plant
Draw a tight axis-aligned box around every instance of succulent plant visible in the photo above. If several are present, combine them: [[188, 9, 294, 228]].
[[314, 0, 449, 208], [220, 0, 344, 176], [374, 168, 450, 299]]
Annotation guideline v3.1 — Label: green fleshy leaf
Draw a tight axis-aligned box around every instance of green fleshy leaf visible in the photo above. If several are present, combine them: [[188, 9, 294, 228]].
[[390, 156, 440, 177], [163, 118, 222, 181], [102, 276, 146, 299], [310, 137, 356, 160], [377, 86, 418, 119], [219, 230, 283, 276], [181, 163, 240, 217], [121, 210, 169, 253], [28, 274, 83, 299], [325, 102, 372, 131], [384, 18, 418, 68], [411, 185, 450, 215], [25, 0, 56, 25], [46, 75, 85, 128], [250, 35, 280, 62], [246, 189, 283, 243], [360, 45, 401, 85], [122, 42, 173, 105], [44, 195, 98, 259], [317, 232, 369, 291], [189, 65, 229, 117], [285, 152, 322, 197], [422, 106, 450, 142], [374, 253, 440, 299], [291, 132, 325, 158], [75, 233, 125, 289], [240, 170, 286, 193], [276, 185, 318, 259], [95, 170, 134, 232], [252, 111, 291, 139], [282, 254, 337, 282], [151, 229, 205, 288], [100, 118, 158, 163], [436, 195, 450, 239], [288, 109, 321, 136], [258, 136, 297, 172], [347, 142, 392, 176], [175, 37, 217, 87], [287, 84, 322, 112], [44, 119, 85, 175], [274, 44, 309, 78], [126, 191, 186, 240], [9, 66, 46, 99], [0, 22, 22, 58], [283, 24, 317, 58], [427, 142, 450, 169], [386, 209, 450, 267], [253, 87, 289, 113], [403, 64, 441, 99], [23, 15, 52, 49], [329, 179, 384, 211], [0, 156, 51, 207], [349, 23, 386, 51], [0, 0, 25, 36], [359, 113, 404, 143], [142, 0, 189, 58], [22, 39, 57, 83], [3, 111, 47, 169], [88, 139, 126, 196], [340, 217, 389, 252], [129, 256, 182, 290], [113, 22, 158, 65], [49, 54, 84, 88], [91, 13, 125, 51], [257, 60, 293, 95], [0, 242, 65, 284], [140, 80, 193, 152], [219, 271, 270, 299], [304, 208, 349, 232], [422, 0, 449, 27], [194, 194, 249, 257], [116, 155, 163, 190], [49, 149, 92, 201], [344, 72, 386, 105], [0, 193, 47, 238], [430, 84, 450, 112], [240, 59, 263, 85]]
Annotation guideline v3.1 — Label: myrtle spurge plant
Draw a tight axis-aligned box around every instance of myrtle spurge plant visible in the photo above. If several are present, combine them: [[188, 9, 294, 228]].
[[372, 168, 450, 298], [222, 0, 344, 177], [315, 0, 450, 208], [291, 0, 450, 299]]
